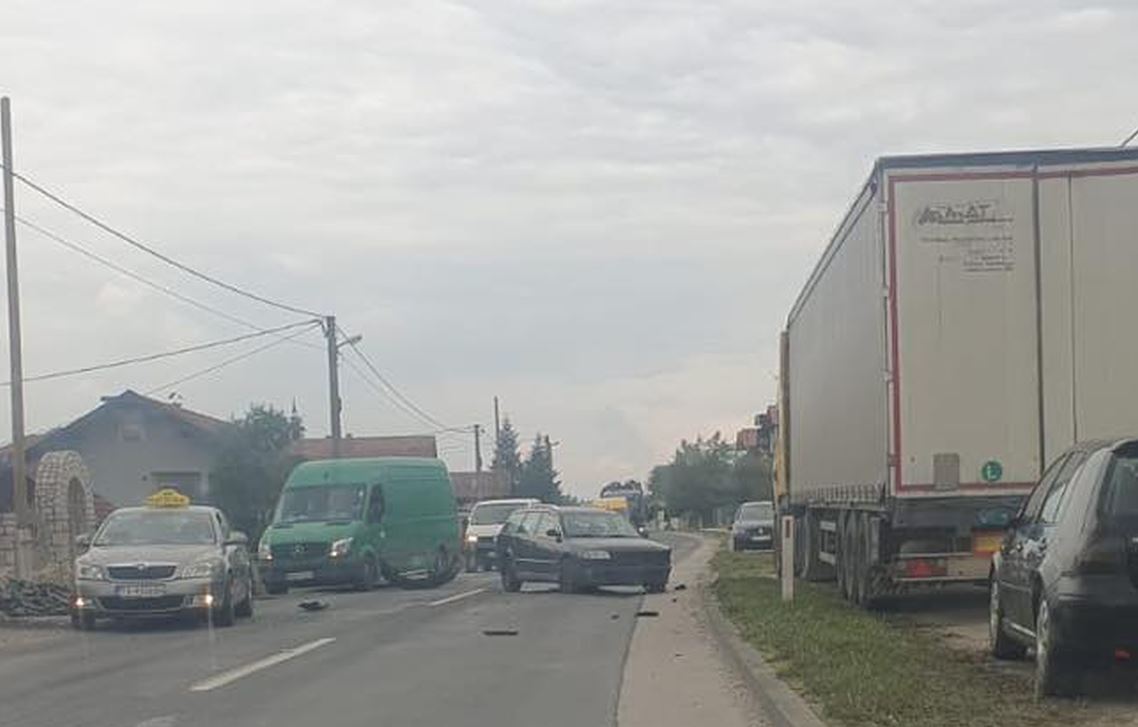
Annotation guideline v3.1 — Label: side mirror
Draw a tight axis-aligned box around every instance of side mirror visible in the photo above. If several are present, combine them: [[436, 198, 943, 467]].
[[225, 531, 249, 547], [545, 528, 562, 541], [75, 533, 91, 551]]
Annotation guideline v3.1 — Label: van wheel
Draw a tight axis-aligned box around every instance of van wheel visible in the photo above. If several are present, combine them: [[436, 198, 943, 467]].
[[431, 548, 457, 587], [355, 556, 378, 591]]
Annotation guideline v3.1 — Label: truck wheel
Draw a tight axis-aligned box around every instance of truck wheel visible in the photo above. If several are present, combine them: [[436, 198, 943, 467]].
[[839, 514, 855, 601], [856, 513, 879, 609]]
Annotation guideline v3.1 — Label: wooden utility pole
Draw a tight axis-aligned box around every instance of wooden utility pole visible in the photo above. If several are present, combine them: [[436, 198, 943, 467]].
[[325, 315, 342, 458], [473, 424, 482, 473], [493, 396, 500, 442], [1, 97, 29, 578]]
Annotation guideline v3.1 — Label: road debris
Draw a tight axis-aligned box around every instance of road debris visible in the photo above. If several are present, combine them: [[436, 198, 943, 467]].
[[635, 610, 659, 618], [0, 580, 71, 617], [673, 583, 687, 591], [298, 600, 329, 612], [482, 628, 519, 636]]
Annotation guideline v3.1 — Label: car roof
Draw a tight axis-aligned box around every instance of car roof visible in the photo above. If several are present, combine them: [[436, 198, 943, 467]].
[[109, 505, 219, 516]]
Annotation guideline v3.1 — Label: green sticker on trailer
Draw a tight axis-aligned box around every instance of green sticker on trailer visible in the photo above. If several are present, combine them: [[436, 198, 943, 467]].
[[981, 460, 1003, 483]]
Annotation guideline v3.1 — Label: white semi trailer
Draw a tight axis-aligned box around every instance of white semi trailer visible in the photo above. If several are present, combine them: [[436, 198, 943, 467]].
[[776, 147, 1138, 606]]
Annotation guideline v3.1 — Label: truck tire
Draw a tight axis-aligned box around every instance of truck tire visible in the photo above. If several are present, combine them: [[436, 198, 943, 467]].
[[855, 512, 880, 609], [838, 512, 856, 601]]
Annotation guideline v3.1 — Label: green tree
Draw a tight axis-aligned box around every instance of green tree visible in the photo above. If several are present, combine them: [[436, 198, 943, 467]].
[[733, 449, 774, 503], [210, 404, 304, 543], [491, 416, 522, 495], [649, 433, 739, 526], [518, 433, 563, 503]]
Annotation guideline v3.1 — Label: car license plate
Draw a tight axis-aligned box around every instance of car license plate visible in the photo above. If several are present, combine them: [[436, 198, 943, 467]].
[[114, 583, 165, 598], [286, 570, 315, 582], [972, 532, 1004, 556]]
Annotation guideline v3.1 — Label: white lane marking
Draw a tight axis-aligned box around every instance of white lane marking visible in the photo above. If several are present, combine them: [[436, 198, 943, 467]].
[[427, 588, 486, 607], [189, 637, 336, 693]]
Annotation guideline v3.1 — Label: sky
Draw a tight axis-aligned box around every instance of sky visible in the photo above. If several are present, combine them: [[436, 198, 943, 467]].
[[0, 0, 1136, 496]]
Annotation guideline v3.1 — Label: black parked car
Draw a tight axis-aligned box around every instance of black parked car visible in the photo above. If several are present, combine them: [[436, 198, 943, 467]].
[[731, 501, 775, 551], [496, 505, 671, 594], [989, 438, 1138, 697]]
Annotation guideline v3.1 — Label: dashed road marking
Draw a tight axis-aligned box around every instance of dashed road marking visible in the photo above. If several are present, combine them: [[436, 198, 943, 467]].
[[427, 588, 486, 607], [189, 637, 336, 692]]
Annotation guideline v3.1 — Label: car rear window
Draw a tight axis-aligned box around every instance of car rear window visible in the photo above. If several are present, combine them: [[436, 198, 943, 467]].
[[1102, 452, 1138, 517]]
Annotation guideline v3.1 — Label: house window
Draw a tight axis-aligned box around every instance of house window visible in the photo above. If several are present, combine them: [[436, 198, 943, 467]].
[[119, 422, 145, 441]]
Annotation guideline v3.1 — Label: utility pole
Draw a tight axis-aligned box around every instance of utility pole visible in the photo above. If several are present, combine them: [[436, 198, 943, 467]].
[[473, 424, 482, 473], [325, 315, 342, 458], [493, 396, 500, 442], [1, 97, 29, 579]]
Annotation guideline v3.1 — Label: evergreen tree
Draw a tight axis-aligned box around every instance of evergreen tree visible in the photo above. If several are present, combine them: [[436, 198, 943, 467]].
[[491, 416, 522, 495], [518, 433, 563, 503]]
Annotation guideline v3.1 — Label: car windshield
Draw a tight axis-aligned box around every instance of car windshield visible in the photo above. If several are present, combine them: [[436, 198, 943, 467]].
[[562, 511, 640, 538], [94, 510, 216, 546], [470, 502, 526, 525], [276, 484, 366, 523], [738, 503, 774, 521]]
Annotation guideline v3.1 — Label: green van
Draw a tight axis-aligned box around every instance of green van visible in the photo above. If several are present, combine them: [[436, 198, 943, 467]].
[[258, 457, 460, 593]]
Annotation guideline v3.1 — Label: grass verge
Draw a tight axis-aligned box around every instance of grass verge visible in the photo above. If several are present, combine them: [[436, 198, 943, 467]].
[[713, 549, 1068, 727]]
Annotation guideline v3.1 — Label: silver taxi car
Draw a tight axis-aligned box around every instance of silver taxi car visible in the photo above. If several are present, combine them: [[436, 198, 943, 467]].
[[71, 489, 254, 629]]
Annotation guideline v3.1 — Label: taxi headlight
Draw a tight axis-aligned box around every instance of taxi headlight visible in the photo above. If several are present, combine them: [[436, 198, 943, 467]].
[[578, 550, 611, 560], [466, 533, 479, 544], [76, 563, 105, 581], [179, 561, 218, 579], [329, 537, 353, 558]]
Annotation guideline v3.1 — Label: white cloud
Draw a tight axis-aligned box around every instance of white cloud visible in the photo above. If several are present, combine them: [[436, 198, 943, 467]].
[[0, 0, 1136, 491]]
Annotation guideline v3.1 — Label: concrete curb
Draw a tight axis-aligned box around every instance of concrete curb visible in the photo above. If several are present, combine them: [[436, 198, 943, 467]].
[[701, 581, 828, 727]]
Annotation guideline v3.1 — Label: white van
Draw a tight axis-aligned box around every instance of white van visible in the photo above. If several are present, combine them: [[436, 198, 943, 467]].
[[464, 498, 539, 571]]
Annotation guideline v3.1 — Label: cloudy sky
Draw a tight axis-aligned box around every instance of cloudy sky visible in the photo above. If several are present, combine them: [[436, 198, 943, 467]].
[[1, 0, 1135, 495]]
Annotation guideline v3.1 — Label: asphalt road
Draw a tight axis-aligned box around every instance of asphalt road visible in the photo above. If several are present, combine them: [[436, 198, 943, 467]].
[[0, 533, 701, 727]]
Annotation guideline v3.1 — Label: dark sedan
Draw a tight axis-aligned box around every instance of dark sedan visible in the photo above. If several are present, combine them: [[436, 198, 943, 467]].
[[496, 505, 670, 594], [990, 438, 1138, 697]]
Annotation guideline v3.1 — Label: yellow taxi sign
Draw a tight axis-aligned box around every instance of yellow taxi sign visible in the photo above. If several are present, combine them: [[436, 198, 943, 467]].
[[146, 488, 191, 508]]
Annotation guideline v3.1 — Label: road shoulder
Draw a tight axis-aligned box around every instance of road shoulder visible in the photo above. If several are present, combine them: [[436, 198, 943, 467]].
[[618, 533, 778, 727]]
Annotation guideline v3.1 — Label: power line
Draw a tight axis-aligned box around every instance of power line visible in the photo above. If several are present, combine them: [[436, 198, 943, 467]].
[[339, 333, 454, 431], [144, 321, 322, 395], [0, 319, 316, 386], [1123, 125, 1138, 147], [5, 167, 325, 318], [3, 208, 327, 354]]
